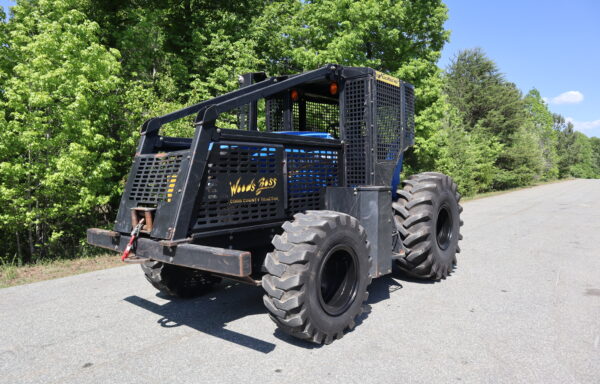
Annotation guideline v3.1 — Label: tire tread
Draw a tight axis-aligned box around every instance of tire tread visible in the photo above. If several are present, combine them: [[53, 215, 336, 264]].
[[262, 210, 372, 344]]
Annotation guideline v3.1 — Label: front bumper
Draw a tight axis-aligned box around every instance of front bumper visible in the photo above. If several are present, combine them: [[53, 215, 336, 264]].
[[87, 228, 251, 277]]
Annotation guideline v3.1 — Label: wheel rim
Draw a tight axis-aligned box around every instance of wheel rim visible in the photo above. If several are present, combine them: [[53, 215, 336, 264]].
[[317, 245, 359, 316], [436, 204, 453, 250]]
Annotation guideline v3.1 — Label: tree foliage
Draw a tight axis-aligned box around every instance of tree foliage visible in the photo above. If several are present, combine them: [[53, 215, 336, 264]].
[[432, 105, 501, 196], [552, 114, 598, 178], [0, 0, 125, 263], [0, 1, 597, 264], [523, 89, 558, 180], [439, 48, 598, 194]]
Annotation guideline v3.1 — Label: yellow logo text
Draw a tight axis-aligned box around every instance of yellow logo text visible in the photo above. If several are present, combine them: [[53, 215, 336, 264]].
[[375, 71, 400, 87], [230, 178, 256, 196], [229, 177, 278, 197]]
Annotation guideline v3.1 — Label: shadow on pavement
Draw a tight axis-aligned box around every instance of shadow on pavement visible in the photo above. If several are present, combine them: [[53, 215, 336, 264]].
[[367, 275, 404, 304], [271, 274, 405, 348], [124, 281, 276, 354], [124, 271, 417, 352]]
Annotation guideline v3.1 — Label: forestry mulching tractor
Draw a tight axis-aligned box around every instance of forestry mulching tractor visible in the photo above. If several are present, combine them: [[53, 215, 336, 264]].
[[88, 64, 463, 344]]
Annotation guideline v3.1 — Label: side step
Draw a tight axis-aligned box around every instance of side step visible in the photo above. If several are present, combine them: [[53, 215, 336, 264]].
[[87, 228, 252, 277]]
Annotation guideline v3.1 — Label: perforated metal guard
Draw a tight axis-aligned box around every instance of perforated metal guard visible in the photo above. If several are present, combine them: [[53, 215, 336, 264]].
[[266, 96, 339, 137], [206, 143, 278, 175], [128, 152, 185, 205], [266, 97, 285, 131], [196, 199, 280, 227], [286, 147, 340, 213], [237, 104, 250, 130], [196, 144, 280, 228], [292, 100, 339, 136], [195, 143, 341, 229], [343, 78, 368, 186], [376, 80, 402, 161], [403, 85, 415, 149]]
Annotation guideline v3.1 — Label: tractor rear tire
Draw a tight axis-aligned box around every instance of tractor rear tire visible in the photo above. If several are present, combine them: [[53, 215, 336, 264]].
[[141, 261, 221, 298], [262, 211, 372, 345], [393, 172, 463, 280]]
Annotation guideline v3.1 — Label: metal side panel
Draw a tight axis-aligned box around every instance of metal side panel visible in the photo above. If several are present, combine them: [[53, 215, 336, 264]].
[[114, 150, 190, 239], [324, 186, 393, 278]]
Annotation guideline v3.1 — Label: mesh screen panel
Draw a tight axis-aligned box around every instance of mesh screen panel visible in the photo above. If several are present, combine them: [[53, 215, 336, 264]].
[[266, 97, 285, 131], [195, 143, 341, 229], [128, 151, 185, 204], [376, 80, 402, 161], [196, 199, 280, 227], [207, 144, 278, 175], [266, 96, 339, 136], [403, 85, 415, 149], [197, 144, 281, 228], [286, 147, 340, 212], [343, 78, 368, 186], [237, 104, 249, 130], [292, 101, 339, 137]]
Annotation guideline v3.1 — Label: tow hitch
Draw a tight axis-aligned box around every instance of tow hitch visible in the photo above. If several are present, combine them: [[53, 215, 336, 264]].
[[121, 218, 145, 262]]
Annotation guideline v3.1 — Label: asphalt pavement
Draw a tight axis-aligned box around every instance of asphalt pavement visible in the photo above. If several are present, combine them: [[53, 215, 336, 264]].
[[1, 179, 599, 383]]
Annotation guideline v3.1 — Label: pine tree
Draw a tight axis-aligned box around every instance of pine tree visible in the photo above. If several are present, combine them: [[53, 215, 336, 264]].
[[445, 48, 544, 189]]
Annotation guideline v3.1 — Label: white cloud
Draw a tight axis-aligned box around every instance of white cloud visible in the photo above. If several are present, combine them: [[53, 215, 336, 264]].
[[547, 91, 584, 105], [565, 117, 600, 131]]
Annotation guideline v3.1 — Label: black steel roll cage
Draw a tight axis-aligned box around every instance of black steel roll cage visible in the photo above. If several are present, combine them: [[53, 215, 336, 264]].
[[137, 64, 341, 154], [127, 64, 342, 241]]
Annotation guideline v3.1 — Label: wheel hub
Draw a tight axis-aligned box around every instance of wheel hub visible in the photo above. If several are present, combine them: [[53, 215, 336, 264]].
[[436, 204, 453, 250], [317, 245, 359, 316]]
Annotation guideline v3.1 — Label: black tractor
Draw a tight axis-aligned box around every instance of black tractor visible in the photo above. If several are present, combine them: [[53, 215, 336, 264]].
[[88, 64, 462, 344]]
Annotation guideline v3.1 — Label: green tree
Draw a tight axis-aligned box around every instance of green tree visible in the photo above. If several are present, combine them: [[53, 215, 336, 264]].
[[445, 48, 526, 140], [1, 0, 452, 263], [0, 6, 10, 90], [553, 114, 598, 178], [83, 0, 263, 97], [251, 0, 447, 72], [445, 48, 544, 189], [568, 132, 595, 178], [590, 137, 600, 177], [554, 114, 578, 178], [81, 0, 266, 137], [494, 124, 544, 188], [0, 0, 125, 263], [84, 0, 450, 169], [433, 104, 502, 195], [251, 0, 450, 171], [1, 5, 16, 108], [523, 89, 558, 180]]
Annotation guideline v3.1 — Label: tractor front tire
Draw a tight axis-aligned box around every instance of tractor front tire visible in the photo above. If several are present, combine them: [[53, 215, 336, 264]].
[[393, 172, 463, 280], [262, 211, 372, 345], [141, 261, 221, 298]]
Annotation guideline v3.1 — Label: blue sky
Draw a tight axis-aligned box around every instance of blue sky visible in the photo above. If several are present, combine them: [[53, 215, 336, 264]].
[[440, 0, 600, 137], [0, 0, 11, 19], [2, 0, 598, 137]]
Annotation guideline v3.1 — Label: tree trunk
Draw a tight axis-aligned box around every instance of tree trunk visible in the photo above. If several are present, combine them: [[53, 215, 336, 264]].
[[15, 231, 23, 265], [26, 226, 33, 264], [26, 148, 33, 264]]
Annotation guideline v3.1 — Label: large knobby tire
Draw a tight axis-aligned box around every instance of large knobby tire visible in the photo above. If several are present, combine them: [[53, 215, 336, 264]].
[[393, 172, 463, 280], [141, 261, 221, 298], [262, 211, 372, 345]]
